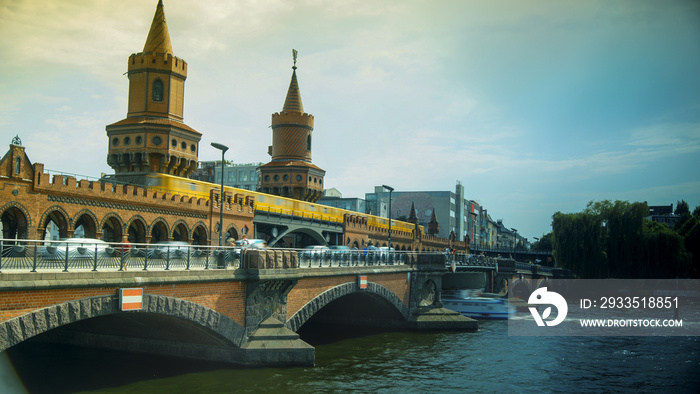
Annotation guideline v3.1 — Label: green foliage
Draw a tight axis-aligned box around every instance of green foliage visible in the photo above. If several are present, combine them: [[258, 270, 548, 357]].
[[675, 200, 690, 216], [552, 200, 693, 279], [532, 232, 553, 250]]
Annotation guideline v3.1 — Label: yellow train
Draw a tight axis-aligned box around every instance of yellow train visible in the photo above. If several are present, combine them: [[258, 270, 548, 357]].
[[142, 173, 421, 235]]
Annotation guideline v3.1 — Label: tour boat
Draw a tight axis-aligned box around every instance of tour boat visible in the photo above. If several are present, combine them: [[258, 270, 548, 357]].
[[442, 289, 515, 319]]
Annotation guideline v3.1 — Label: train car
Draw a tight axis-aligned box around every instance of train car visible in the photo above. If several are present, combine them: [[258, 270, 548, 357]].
[[142, 173, 422, 235]]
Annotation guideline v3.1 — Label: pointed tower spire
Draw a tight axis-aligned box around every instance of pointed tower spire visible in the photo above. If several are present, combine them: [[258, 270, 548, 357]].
[[282, 49, 304, 113], [106, 0, 200, 182], [407, 202, 419, 225], [428, 209, 440, 236], [143, 0, 173, 55], [259, 49, 325, 202]]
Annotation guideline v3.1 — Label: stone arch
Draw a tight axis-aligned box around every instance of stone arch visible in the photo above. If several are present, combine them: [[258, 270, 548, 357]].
[[125, 215, 148, 244], [100, 213, 124, 243], [171, 220, 190, 242], [149, 217, 169, 243], [275, 226, 326, 247], [0, 294, 247, 352], [0, 201, 31, 240], [191, 222, 209, 246], [510, 276, 532, 299], [224, 224, 239, 244], [38, 206, 70, 240], [286, 282, 409, 332], [72, 209, 99, 239]]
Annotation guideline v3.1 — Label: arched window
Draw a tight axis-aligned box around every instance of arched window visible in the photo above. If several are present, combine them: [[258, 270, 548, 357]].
[[152, 80, 164, 102]]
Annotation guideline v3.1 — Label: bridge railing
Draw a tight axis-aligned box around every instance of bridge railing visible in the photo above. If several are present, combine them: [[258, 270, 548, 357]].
[[0, 239, 452, 272], [294, 249, 412, 268], [0, 239, 243, 272]]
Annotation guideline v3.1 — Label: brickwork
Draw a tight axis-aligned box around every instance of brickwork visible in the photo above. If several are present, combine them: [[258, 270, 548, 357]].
[[286, 272, 410, 318], [0, 281, 247, 327]]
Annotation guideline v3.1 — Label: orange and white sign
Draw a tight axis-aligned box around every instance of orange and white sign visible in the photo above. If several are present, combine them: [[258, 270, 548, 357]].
[[358, 275, 368, 289], [119, 288, 143, 311]]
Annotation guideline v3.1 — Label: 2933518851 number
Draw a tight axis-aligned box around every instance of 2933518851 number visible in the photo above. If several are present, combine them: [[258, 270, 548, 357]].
[[600, 296, 678, 309]]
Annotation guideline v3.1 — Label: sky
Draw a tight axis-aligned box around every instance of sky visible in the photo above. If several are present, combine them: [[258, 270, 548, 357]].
[[1, 0, 699, 241]]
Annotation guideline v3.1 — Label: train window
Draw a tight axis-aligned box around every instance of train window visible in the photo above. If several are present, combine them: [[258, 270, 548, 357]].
[[187, 182, 197, 191]]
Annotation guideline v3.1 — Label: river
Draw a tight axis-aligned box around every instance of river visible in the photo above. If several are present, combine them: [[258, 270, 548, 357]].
[[4, 319, 700, 393]]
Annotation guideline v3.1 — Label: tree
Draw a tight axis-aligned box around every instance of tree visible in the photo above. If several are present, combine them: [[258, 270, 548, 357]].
[[675, 200, 690, 216], [532, 232, 553, 250], [552, 200, 691, 279]]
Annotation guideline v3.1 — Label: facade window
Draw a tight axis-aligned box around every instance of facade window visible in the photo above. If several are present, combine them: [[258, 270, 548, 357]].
[[296, 174, 302, 182], [124, 136, 131, 145], [171, 139, 177, 147], [152, 79, 164, 102], [307, 135, 311, 151], [190, 144, 196, 152], [136, 136, 142, 145], [283, 174, 289, 181], [152, 136, 162, 146], [181, 141, 187, 150], [15, 157, 20, 174]]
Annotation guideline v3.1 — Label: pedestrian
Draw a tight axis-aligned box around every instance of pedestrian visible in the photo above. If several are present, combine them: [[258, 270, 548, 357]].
[[120, 235, 131, 271]]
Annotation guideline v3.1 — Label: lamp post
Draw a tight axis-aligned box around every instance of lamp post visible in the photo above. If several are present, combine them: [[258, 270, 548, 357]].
[[382, 185, 394, 251], [211, 142, 229, 247]]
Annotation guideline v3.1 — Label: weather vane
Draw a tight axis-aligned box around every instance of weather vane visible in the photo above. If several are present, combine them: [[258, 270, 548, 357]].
[[11, 135, 22, 146], [292, 49, 298, 70]]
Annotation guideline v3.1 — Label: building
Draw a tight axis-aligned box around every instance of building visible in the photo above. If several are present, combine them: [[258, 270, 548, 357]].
[[190, 161, 263, 191], [105, 1, 201, 184], [257, 52, 326, 202], [647, 204, 680, 227], [317, 197, 366, 214], [365, 183, 468, 241]]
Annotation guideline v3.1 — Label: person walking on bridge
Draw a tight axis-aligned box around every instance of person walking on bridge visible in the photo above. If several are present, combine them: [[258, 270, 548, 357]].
[[120, 235, 131, 271]]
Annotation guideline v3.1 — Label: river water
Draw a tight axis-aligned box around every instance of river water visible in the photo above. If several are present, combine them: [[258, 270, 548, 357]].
[[4, 320, 700, 393]]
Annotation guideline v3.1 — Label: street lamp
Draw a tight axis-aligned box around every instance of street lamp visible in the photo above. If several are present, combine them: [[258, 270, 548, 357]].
[[382, 185, 394, 250], [211, 142, 229, 247]]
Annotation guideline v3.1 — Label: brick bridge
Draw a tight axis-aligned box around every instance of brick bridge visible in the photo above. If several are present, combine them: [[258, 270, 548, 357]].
[[0, 249, 475, 367]]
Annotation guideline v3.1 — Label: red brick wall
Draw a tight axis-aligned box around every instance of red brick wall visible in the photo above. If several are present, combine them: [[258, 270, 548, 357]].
[[287, 272, 410, 317], [0, 281, 247, 326]]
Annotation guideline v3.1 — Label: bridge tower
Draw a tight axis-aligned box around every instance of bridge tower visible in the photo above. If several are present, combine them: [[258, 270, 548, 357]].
[[258, 50, 326, 203], [105, 0, 201, 183]]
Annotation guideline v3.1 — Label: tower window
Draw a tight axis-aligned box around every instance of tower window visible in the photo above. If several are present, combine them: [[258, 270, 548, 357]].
[[153, 80, 164, 102], [307, 135, 311, 151]]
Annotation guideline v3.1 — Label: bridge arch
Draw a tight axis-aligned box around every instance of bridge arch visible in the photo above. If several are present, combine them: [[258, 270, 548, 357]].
[[171, 219, 190, 242], [38, 205, 70, 239], [99, 213, 124, 243], [191, 221, 209, 245], [286, 282, 409, 332], [0, 201, 31, 239], [0, 294, 246, 352], [125, 215, 148, 243], [149, 217, 169, 243], [72, 209, 99, 239], [274, 226, 327, 247]]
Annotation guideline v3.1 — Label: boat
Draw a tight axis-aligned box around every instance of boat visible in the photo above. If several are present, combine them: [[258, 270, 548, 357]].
[[441, 289, 515, 319]]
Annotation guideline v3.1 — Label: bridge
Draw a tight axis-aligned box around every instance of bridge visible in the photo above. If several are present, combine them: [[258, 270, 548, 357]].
[[0, 240, 478, 367], [470, 246, 555, 266]]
